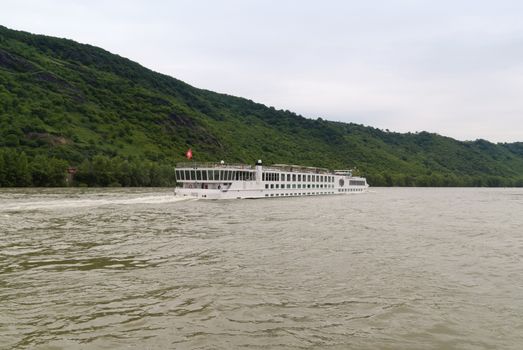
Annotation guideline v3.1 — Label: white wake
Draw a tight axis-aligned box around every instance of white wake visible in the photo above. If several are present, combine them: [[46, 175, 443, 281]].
[[0, 195, 192, 212]]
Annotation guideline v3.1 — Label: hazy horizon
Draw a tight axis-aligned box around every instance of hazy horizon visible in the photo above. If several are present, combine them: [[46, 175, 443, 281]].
[[1, 0, 522, 143]]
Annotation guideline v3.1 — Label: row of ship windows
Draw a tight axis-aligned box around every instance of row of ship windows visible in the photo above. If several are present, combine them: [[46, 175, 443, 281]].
[[263, 172, 333, 183], [264, 189, 364, 197], [265, 183, 334, 189], [176, 169, 255, 181], [265, 192, 335, 197], [175, 170, 337, 183], [349, 180, 366, 186]]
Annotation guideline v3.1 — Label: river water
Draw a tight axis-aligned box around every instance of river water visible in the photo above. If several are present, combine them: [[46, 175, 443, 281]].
[[0, 188, 522, 349]]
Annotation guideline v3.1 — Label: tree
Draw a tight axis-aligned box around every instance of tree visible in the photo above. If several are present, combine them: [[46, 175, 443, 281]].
[[1, 149, 32, 186]]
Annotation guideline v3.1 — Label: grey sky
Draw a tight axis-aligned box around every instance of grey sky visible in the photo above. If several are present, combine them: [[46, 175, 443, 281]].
[[1, 0, 523, 142]]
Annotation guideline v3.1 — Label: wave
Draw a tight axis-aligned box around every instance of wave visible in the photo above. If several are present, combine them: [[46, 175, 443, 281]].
[[0, 195, 192, 212]]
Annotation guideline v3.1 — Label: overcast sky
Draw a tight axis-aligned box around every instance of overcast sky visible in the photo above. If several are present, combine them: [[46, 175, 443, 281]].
[[1, 0, 523, 142]]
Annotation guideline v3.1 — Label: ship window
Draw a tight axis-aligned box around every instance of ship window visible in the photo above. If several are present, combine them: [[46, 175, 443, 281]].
[[207, 170, 213, 180], [276, 184, 279, 189], [298, 174, 301, 181], [292, 174, 296, 181], [265, 184, 269, 189], [287, 174, 290, 181], [277, 173, 280, 181], [202, 170, 207, 181], [184, 170, 189, 180], [281, 173, 285, 181], [189, 170, 195, 181], [213, 170, 219, 181], [271, 184, 274, 189]]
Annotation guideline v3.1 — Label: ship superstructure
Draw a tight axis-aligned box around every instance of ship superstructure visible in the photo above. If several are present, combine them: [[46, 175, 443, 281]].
[[174, 160, 368, 199]]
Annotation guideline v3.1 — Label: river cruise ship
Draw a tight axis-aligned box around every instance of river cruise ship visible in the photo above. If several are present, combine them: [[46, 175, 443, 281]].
[[174, 160, 369, 199]]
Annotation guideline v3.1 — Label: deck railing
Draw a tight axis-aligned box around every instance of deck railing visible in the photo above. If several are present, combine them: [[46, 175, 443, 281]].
[[176, 162, 332, 174], [176, 162, 255, 170]]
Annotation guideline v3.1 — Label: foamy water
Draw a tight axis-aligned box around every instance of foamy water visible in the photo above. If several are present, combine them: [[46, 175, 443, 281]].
[[0, 189, 190, 212]]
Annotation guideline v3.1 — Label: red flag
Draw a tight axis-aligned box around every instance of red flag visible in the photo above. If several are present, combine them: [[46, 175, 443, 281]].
[[185, 148, 193, 160]]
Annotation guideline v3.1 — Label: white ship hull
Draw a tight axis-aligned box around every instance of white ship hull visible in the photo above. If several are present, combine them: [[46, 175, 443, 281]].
[[174, 161, 369, 199]]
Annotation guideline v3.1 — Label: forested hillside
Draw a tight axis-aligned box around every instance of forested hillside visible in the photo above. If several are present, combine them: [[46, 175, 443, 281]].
[[1, 25, 523, 187]]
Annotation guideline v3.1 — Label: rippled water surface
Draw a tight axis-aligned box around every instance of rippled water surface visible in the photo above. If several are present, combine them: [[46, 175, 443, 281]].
[[1, 188, 522, 349]]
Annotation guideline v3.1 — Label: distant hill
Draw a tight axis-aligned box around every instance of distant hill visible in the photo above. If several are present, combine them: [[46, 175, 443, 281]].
[[1, 25, 522, 187]]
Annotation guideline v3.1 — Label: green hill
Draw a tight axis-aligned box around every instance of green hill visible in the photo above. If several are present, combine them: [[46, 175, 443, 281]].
[[1, 25, 522, 187]]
